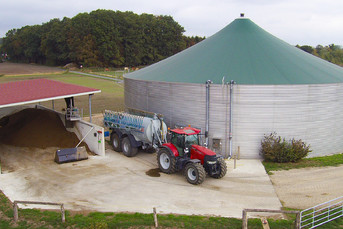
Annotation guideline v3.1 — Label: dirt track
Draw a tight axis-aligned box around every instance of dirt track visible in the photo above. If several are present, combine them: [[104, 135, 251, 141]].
[[0, 62, 64, 75]]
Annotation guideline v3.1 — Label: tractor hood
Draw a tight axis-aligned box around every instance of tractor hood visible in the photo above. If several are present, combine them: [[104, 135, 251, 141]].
[[192, 145, 217, 156]]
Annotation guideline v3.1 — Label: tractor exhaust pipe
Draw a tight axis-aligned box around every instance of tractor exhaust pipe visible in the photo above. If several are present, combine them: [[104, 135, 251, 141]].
[[205, 80, 213, 147]]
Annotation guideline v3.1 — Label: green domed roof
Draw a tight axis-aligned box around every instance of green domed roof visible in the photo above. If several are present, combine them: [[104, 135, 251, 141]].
[[125, 18, 343, 85]]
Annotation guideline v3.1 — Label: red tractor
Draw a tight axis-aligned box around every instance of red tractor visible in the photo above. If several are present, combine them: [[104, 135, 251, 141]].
[[157, 126, 227, 185]]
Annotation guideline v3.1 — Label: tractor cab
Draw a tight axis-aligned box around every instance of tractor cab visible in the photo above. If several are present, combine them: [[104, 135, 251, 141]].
[[170, 127, 201, 157]]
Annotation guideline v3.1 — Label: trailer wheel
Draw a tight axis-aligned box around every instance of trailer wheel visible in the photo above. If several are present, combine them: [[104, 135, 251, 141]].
[[122, 137, 138, 157], [185, 163, 205, 185], [110, 132, 122, 152], [157, 148, 176, 174], [210, 158, 227, 179]]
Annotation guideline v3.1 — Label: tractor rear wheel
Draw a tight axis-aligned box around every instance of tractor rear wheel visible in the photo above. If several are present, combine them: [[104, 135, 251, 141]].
[[157, 148, 176, 174], [122, 137, 138, 157], [185, 163, 205, 185], [110, 132, 122, 152], [210, 158, 227, 179]]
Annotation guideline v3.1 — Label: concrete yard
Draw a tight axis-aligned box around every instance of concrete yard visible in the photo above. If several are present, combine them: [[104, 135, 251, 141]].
[[0, 144, 282, 218]]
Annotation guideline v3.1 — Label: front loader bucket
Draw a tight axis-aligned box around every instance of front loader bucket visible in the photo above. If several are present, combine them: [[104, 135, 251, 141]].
[[54, 146, 88, 164]]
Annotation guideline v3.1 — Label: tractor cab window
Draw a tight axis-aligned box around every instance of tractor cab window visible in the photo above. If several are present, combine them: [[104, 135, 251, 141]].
[[171, 133, 185, 155], [185, 134, 199, 148]]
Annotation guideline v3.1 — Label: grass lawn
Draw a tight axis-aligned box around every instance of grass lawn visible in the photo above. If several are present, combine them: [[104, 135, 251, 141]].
[[0, 190, 293, 229], [263, 153, 343, 174]]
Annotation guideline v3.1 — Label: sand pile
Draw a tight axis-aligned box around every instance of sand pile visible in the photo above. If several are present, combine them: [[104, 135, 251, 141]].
[[0, 108, 86, 149]]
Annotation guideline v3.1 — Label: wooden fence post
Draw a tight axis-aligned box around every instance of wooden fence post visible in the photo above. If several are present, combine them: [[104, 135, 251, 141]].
[[295, 212, 301, 229], [13, 202, 18, 222], [61, 204, 65, 223], [153, 207, 158, 228], [242, 209, 247, 229]]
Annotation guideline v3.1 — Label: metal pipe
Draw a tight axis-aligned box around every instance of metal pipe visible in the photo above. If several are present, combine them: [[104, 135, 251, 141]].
[[89, 94, 93, 123], [205, 80, 213, 147], [224, 82, 229, 158], [229, 80, 235, 158]]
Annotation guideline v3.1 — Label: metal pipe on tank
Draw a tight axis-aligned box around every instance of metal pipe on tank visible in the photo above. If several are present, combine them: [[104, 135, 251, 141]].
[[205, 80, 213, 147], [224, 82, 229, 158], [229, 80, 235, 158], [89, 94, 93, 123]]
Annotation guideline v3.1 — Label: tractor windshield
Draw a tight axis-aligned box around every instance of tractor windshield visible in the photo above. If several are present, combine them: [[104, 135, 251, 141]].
[[185, 134, 199, 147]]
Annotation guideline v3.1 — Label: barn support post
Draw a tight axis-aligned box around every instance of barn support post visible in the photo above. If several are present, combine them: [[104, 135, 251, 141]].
[[89, 94, 93, 123], [205, 80, 213, 147], [229, 80, 235, 158]]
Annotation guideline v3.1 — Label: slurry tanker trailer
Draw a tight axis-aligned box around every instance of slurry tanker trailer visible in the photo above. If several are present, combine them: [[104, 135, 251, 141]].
[[103, 110, 167, 157]]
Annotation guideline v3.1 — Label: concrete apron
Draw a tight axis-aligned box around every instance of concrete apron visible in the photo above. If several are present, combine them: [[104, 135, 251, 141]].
[[0, 149, 282, 218]]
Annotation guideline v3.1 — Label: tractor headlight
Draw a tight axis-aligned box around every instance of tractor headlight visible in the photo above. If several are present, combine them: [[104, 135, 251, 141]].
[[184, 148, 189, 154], [207, 161, 217, 165]]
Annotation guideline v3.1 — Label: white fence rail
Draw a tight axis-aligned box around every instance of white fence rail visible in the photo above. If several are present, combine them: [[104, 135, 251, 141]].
[[300, 196, 343, 228]]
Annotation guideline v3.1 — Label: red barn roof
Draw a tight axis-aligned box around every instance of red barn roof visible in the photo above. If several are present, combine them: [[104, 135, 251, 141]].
[[0, 78, 101, 108]]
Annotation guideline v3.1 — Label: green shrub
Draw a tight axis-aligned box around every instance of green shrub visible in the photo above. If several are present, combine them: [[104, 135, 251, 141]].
[[260, 132, 311, 163]]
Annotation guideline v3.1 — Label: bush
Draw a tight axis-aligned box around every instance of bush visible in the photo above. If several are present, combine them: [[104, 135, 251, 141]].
[[260, 132, 311, 163]]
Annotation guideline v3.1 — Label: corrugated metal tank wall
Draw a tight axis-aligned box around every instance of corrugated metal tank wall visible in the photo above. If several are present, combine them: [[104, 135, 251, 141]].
[[124, 78, 231, 156], [233, 83, 343, 158], [125, 78, 343, 158]]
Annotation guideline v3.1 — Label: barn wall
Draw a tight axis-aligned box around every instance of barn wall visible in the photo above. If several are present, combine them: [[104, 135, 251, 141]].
[[125, 78, 343, 158]]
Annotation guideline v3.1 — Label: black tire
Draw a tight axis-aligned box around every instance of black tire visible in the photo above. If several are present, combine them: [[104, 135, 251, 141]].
[[121, 137, 138, 157], [157, 148, 176, 174], [211, 158, 227, 179], [185, 163, 205, 185], [110, 132, 122, 152]]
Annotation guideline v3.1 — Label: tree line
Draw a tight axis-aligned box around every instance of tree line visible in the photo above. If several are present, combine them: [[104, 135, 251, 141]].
[[297, 44, 343, 67], [0, 10, 204, 67], [1, 9, 343, 68]]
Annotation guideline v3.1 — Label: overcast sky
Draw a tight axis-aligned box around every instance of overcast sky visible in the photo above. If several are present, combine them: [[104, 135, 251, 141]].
[[1, 0, 342, 46]]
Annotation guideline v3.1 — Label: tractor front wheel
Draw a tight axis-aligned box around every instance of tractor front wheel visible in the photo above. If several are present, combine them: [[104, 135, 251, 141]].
[[110, 132, 122, 152], [210, 158, 227, 179], [157, 148, 176, 174], [185, 163, 205, 185], [122, 137, 138, 157]]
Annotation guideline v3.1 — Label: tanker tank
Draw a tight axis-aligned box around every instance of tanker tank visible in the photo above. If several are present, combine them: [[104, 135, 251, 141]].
[[104, 110, 167, 157]]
